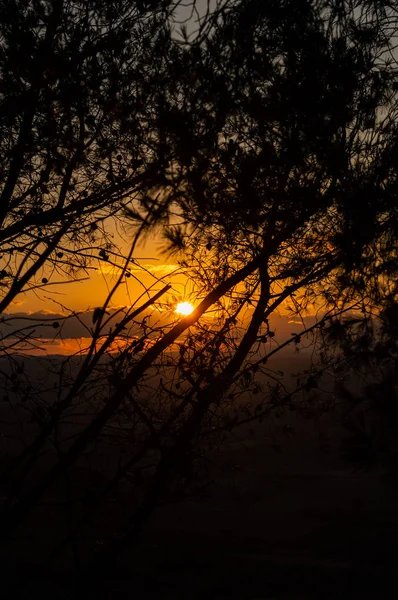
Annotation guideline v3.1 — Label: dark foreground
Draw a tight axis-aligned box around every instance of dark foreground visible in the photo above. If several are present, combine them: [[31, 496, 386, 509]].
[[1, 411, 397, 599]]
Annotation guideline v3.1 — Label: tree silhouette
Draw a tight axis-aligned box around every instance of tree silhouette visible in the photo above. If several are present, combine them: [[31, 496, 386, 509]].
[[0, 0, 181, 313], [0, 0, 397, 585], [324, 298, 398, 468]]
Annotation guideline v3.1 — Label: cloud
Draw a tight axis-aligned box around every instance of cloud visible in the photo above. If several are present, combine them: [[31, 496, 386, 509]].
[[0, 307, 323, 357], [1, 310, 320, 341], [23, 337, 94, 356], [0, 331, 158, 357], [140, 263, 179, 274], [0, 309, 133, 340], [0, 301, 172, 342], [98, 263, 179, 277]]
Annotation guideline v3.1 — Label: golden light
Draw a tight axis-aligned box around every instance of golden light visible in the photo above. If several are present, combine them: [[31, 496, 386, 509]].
[[175, 301, 195, 316]]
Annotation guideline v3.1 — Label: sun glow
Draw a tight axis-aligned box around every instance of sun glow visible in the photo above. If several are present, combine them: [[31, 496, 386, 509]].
[[175, 301, 195, 316]]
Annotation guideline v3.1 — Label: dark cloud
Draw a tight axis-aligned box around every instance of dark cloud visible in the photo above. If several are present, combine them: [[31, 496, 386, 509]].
[[0, 309, 130, 340], [0, 309, 321, 359], [0, 309, 319, 340]]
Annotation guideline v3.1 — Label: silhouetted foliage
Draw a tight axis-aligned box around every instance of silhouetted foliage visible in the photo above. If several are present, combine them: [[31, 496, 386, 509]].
[[0, 0, 176, 313], [0, 0, 397, 585], [326, 300, 398, 468]]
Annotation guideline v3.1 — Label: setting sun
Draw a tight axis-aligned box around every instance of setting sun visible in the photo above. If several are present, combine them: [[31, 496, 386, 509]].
[[175, 301, 195, 316]]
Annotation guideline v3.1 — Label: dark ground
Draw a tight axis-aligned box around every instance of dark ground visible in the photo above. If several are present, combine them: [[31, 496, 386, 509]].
[[2, 414, 397, 599], [1, 354, 397, 598]]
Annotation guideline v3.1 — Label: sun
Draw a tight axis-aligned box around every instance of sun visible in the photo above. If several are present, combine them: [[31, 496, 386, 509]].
[[175, 301, 195, 316]]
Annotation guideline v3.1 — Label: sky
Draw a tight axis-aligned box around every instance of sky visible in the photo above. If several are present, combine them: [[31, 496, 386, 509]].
[[9, 225, 183, 314], [0, 0, 324, 355], [2, 213, 323, 356], [2, 213, 203, 354]]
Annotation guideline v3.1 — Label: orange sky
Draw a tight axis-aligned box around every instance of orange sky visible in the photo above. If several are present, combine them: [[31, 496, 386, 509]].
[[3, 219, 323, 355], [9, 227, 188, 315]]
